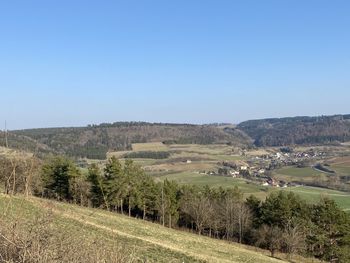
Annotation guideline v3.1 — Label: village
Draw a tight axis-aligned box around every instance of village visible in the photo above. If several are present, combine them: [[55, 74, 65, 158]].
[[205, 148, 330, 187]]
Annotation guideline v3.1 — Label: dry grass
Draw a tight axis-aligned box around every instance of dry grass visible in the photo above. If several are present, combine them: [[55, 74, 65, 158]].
[[37, 198, 285, 263], [0, 147, 33, 159], [168, 144, 234, 155], [329, 156, 350, 166], [244, 149, 272, 156], [145, 162, 217, 173], [132, 142, 169, 152], [0, 201, 138, 262], [0, 194, 317, 263]]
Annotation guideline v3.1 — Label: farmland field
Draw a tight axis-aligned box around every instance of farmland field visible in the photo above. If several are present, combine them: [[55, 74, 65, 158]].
[[328, 156, 350, 176], [279, 186, 350, 211], [156, 172, 267, 195], [132, 142, 169, 151], [332, 165, 350, 175], [273, 166, 326, 182]]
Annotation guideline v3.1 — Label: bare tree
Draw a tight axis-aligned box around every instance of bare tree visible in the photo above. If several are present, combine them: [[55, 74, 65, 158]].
[[234, 202, 252, 243], [221, 195, 236, 240], [4, 120, 8, 148], [70, 174, 91, 206], [22, 155, 40, 197], [0, 154, 40, 196], [182, 195, 213, 235], [256, 224, 284, 258], [0, 156, 18, 195], [207, 200, 223, 238], [283, 222, 306, 259]]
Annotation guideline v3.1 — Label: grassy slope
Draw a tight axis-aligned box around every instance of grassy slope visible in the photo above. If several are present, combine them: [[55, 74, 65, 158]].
[[0, 194, 303, 263]]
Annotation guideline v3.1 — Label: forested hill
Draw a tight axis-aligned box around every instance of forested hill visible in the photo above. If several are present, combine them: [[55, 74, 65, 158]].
[[237, 114, 350, 147], [11, 122, 252, 159], [7, 115, 350, 158], [0, 131, 53, 155]]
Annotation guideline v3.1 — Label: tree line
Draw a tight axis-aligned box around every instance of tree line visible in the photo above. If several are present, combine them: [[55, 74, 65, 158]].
[[1, 155, 350, 262], [122, 151, 171, 159]]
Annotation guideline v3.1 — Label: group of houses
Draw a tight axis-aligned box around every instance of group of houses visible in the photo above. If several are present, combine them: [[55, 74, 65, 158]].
[[252, 149, 328, 168], [205, 148, 329, 187]]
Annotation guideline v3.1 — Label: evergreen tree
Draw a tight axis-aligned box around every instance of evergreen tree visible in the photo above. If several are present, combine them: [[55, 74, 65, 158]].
[[123, 159, 142, 217], [163, 180, 179, 228], [103, 157, 124, 211], [246, 195, 262, 228], [138, 174, 158, 220], [87, 163, 104, 207], [260, 191, 308, 228], [41, 156, 79, 201], [308, 198, 350, 262]]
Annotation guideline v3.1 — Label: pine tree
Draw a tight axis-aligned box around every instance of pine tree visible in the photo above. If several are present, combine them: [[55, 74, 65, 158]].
[[87, 163, 104, 207], [103, 156, 124, 211], [138, 174, 157, 220], [41, 156, 78, 201], [163, 180, 179, 228], [308, 198, 350, 262], [123, 159, 142, 217]]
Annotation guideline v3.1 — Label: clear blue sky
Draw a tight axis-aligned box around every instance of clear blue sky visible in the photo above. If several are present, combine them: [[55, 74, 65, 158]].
[[1, 0, 349, 130]]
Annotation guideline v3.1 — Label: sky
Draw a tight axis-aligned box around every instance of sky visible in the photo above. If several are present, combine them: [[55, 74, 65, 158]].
[[0, 0, 349, 130]]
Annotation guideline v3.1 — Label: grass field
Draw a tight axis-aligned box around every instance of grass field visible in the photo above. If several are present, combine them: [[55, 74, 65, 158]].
[[132, 142, 169, 151], [328, 157, 350, 176], [156, 172, 268, 197], [168, 144, 233, 155], [273, 166, 326, 182], [332, 165, 350, 176], [0, 194, 314, 263], [279, 186, 350, 211]]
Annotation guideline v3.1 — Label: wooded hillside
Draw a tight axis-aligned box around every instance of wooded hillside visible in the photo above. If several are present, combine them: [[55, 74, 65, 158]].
[[11, 122, 252, 159], [5, 114, 350, 159], [237, 114, 350, 147], [0, 131, 53, 156]]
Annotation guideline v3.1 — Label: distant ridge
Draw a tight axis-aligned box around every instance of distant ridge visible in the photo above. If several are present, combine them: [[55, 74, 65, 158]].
[[6, 114, 350, 158], [12, 122, 252, 159], [237, 114, 350, 147]]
